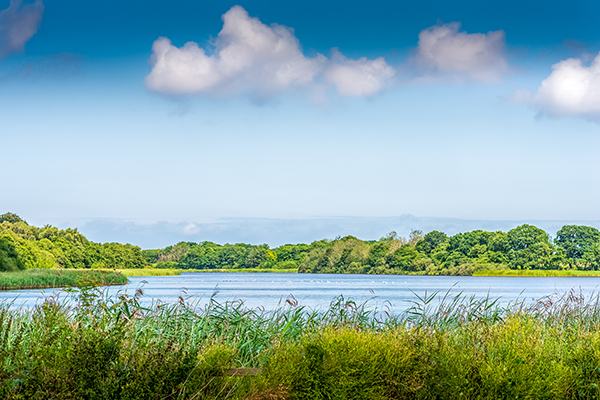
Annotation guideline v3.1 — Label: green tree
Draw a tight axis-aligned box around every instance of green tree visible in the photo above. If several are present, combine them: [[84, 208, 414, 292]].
[[582, 243, 600, 270], [366, 241, 390, 269], [555, 225, 600, 261], [0, 235, 25, 271], [416, 230, 448, 254], [0, 212, 27, 225], [505, 225, 566, 269], [387, 244, 422, 271], [507, 224, 550, 251]]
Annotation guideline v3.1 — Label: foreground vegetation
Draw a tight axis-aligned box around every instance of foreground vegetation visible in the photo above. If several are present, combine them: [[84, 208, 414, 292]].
[[2, 288, 600, 399], [0, 269, 127, 290], [2, 212, 600, 276]]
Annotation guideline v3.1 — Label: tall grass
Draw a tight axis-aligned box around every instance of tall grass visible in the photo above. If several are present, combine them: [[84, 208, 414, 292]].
[[1, 287, 600, 398], [0, 268, 127, 290]]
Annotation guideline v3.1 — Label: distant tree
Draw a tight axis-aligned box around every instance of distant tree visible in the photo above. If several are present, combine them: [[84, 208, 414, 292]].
[[508, 225, 551, 250], [387, 244, 421, 271], [0, 235, 24, 271], [582, 243, 600, 270], [0, 212, 26, 225], [507, 225, 561, 269], [555, 225, 600, 261], [367, 241, 390, 268], [409, 229, 424, 246], [416, 230, 448, 254]]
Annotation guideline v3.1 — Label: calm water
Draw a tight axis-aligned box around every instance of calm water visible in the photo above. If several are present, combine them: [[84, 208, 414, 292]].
[[2, 273, 600, 313]]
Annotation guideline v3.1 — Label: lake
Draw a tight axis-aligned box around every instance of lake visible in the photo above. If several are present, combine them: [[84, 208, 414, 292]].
[[2, 273, 600, 313]]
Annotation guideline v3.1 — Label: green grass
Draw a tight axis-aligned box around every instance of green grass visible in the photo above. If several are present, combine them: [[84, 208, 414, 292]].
[[1, 288, 600, 398], [116, 267, 298, 277], [0, 268, 127, 290], [189, 267, 299, 274], [474, 269, 600, 277], [117, 267, 600, 278], [115, 268, 184, 277]]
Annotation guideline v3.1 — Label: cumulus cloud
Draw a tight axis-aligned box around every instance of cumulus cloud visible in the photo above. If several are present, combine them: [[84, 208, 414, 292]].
[[326, 49, 395, 96], [413, 22, 508, 82], [531, 53, 600, 120], [146, 6, 393, 98], [0, 0, 44, 60]]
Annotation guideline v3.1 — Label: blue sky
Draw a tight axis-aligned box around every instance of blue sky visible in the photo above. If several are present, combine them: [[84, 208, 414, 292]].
[[1, 0, 599, 248]]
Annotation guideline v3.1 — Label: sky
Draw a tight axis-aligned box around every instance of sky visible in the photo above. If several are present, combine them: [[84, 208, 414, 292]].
[[1, 0, 599, 248]]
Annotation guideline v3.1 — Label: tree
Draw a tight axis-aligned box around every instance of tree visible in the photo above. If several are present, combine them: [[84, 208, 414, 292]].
[[416, 230, 448, 254], [506, 225, 559, 269], [0, 235, 24, 271], [555, 225, 600, 261], [507, 224, 551, 250], [366, 241, 390, 268], [0, 212, 27, 225], [582, 243, 600, 270], [387, 244, 421, 271], [409, 230, 424, 246]]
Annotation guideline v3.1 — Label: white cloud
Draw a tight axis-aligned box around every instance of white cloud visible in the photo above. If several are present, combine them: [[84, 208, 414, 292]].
[[326, 49, 395, 96], [414, 22, 508, 82], [146, 6, 393, 98], [532, 53, 600, 119], [0, 0, 44, 60]]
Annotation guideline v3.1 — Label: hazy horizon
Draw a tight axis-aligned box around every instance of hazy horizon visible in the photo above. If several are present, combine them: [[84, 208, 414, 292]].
[[24, 214, 600, 249]]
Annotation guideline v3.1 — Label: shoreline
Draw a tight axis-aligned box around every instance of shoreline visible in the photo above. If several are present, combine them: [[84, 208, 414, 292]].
[[116, 268, 600, 278], [0, 269, 128, 291], [3, 268, 599, 292]]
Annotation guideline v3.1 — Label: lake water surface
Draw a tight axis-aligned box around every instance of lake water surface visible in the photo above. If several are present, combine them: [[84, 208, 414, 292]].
[[3, 273, 600, 313]]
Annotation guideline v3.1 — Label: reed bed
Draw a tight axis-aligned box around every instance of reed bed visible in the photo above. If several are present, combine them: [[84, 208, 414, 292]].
[[0, 269, 127, 291], [1, 287, 600, 399]]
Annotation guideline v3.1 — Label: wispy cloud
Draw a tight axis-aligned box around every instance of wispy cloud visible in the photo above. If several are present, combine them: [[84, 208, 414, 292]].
[[0, 0, 44, 60], [411, 21, 508, 83], [145, 6, 394, 99]]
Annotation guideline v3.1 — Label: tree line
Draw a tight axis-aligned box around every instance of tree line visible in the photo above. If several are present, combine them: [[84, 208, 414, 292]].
[[2, 212, 600, 275], [0, 213, 146, 272], [145, 222, 600, 275]]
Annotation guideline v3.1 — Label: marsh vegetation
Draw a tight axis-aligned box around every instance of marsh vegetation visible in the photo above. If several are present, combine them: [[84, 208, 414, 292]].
[[1, 286, 600, 399]]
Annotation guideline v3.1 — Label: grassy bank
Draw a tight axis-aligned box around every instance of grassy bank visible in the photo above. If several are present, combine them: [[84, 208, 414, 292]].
[[109, 267, 600, 278], [1, 289, 600, 399], [115, 268, 184, 277], [474, 269, 600, 277], [0, 269, 127, 291], [117, 267, 298, 277], [120, 267, 600, 278], [189, 267, 298, 274]]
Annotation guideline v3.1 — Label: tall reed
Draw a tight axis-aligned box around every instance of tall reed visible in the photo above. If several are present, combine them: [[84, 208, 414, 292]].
[[1, 285, 600, 399]]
